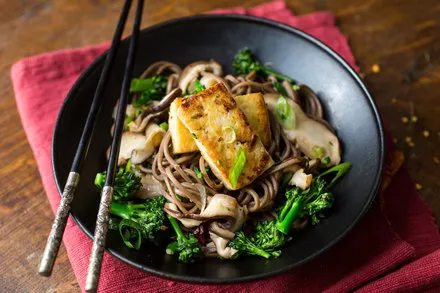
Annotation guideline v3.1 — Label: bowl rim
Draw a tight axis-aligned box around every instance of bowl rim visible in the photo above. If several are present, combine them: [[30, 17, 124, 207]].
[[52, 13, 385, 284]]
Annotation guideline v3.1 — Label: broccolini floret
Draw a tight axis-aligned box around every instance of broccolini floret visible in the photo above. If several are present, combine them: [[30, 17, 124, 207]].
[[276, 162, 352, 234], [111, 197, 167, 249], [94, 160, 141, 201], [166, 216, 201, 262], [229, 231, 273, 259], [253, 220, 286, 253], [230, 162, 352, 258], [130, 75, 168, 108], [233, 47, 293, 82]]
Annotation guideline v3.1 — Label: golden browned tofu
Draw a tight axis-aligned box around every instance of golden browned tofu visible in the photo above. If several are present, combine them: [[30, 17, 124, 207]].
[[169, 98, 199, 154], [177, 83, 274, 190], [234, 93, 272, 149]]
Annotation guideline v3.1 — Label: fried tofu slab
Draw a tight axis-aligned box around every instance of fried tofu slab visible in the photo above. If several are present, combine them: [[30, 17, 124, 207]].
[[234, 93, 272, 149], [169, 93, 272, 153], [177, 83, 274, 190], [169, 98, 199, 154]]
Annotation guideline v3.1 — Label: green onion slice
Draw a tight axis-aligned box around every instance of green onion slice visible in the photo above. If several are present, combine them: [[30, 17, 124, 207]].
[[130, 78, 154, 92], [229, 147, 246, 189], [222, 126, 236, 144], [159, 122, 169, 131], [275, 96, 296, 129], [119, 219, 142, 250], [312, 145, 326, 159]]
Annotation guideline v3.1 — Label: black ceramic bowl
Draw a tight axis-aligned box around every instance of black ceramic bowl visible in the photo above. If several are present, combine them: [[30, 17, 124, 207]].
[[53, 15, 384, 283]]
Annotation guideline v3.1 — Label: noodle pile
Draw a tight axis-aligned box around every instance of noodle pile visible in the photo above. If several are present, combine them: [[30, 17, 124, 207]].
[[107, 58, 343, 258]]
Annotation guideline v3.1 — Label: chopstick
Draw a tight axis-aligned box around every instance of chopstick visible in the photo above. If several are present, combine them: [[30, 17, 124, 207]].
[[38, 0, 133, 277], [85, 0, 144, 292]]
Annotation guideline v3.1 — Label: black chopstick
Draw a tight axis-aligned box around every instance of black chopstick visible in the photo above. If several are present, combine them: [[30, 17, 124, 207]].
[[38, 0, 133, 277], [85, 0, 144, 292]]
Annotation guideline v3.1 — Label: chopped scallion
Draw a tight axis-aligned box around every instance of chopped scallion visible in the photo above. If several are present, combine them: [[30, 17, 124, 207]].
[[159, 122, 169, 131], [119, 219, 142, 250], [275, 96, 296, 129], [194, 167, 203, 179], [193, 80, 206, 94], [222, 126, 236, 144], [229, 147, 247, 189], [312, 145, 326, 159]]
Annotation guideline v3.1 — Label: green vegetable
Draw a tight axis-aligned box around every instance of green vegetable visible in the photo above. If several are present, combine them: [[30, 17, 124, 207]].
[[166, 216, 201, 262], [183, 79, 206, 97], [193, 79, 206, 94], [319, 161, 352, 188], [222, 126, 236, 144], [272, 81, 288, 96], [134, 108, 143, 118], [231, 162, 351, 258], [312, 145, 326, 159], [110, 197, 167, 249], [229, 231, 272, 259], [277, 162, 353, 233], [191, 133, 197, 139], [233, 47, 293, 82], [276, 96, 296, 129], [276, 176, 335, 235], [194, 167, 203, 179], [119, 219, 142, 249], [94, 160, 141, 201], [292, 84, 300, 91], [131, 75, 168, 108], [322, 156, 331, 165], [253, 221, 286, 254], [229, 147, 246, 189], [159, 122, 169, 131], [130, 78, 154, 92], [125, 115, 133, 125]]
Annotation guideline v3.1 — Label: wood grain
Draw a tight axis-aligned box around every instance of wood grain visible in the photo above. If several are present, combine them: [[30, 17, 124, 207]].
[[0, 0, 438, 292]]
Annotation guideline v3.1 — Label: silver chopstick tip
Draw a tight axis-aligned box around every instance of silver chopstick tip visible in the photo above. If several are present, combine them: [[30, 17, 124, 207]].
[[38, 265, 52, 277]]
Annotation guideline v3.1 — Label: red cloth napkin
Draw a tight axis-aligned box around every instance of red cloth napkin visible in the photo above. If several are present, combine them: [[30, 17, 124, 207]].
[[11, 1, 440, 292]]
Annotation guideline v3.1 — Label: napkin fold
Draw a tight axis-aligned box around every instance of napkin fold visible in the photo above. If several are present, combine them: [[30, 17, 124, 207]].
[[11, 1, 440, 292]]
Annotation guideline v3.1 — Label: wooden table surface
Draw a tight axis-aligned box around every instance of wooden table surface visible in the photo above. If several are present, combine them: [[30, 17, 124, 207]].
[[1, 0, 439, 291]]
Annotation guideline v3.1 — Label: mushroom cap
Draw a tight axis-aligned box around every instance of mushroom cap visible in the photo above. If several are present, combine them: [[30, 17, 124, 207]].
[[178, 60, 223, 93], [264, 94, 341, 166], [200, 194, 247, 232], [135, 174, 162, 199], [118, 122, 166, 166], [209, 232, 238, 259]]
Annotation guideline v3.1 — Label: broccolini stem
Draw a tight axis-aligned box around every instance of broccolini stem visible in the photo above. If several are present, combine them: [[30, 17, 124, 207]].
[[168, 215, 187, 240], [263, 67, 293, 83], [252, 245, 272, 259], [320, 162, 352, 188], [276, 197, 304, 235], [278, 196, 295, 222], [110, 202, 132, 219]]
